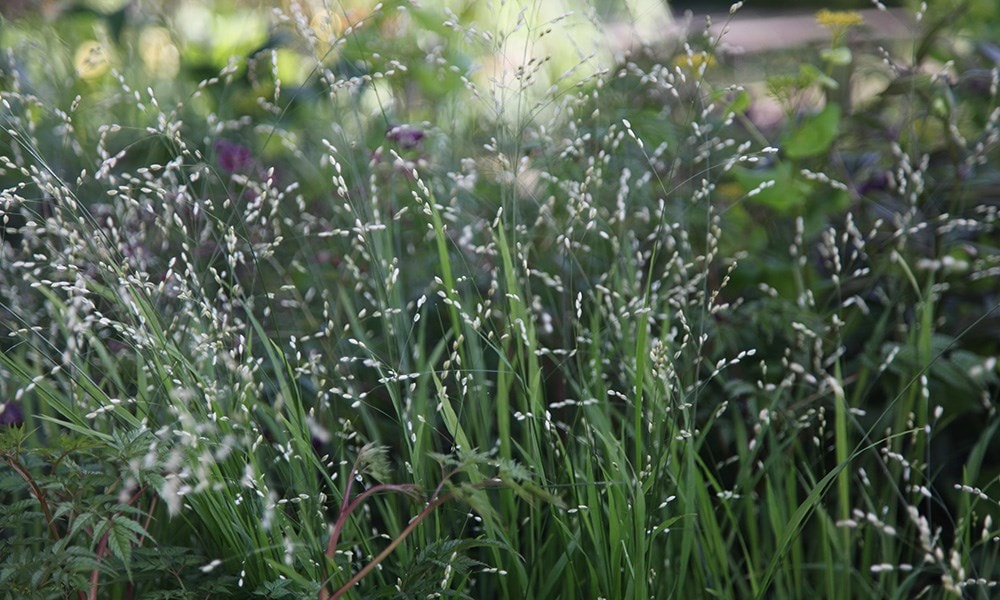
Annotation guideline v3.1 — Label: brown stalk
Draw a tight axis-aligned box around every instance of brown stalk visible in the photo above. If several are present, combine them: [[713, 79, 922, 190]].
[[2, 454, 61, 542], [318, 448, 422, 600], [2, 453, 84, 599], [323, 478, 503, 600], [87, 484, 149, 600]]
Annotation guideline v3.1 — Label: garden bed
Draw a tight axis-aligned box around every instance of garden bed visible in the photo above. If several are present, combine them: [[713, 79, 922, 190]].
[[1, 1, 998, 598]]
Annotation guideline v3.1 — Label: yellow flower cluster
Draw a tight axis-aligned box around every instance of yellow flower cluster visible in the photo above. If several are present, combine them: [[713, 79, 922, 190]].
[[815, 9, 864, 29], [672, 51, 717, 72]]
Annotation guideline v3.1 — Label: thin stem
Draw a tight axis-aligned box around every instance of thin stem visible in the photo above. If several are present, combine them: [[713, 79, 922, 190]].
[[320, 482, 421, 600], [330, 479, 502, 600], [87, 485, 149, 600], [89, 530, 110, 600], [325, 483, 421, 560], [2, 454, 60, 541], [137, 494, 157, 547]]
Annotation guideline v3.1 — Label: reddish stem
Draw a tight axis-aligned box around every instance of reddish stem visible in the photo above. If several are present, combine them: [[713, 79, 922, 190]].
[[327, 478, 502, 600], [319, 477, 419, 600], [325, 483, 420, 561], [3, 455, 60, 541], [87, 485, 149, 600]]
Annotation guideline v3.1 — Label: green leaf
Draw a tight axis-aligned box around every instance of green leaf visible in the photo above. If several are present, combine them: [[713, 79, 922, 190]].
[[108, 515, 155, 545], [724, 89, 751, 115], [106, 518, 137, 578], [64, 546, 103, 573], [783, 103, 841, 159], [820, 47, 852, 66], [800, 64, 838, 90], [67, 512, 98, 544], [732, 162, 813, 212], [0, 425, 29, 452]]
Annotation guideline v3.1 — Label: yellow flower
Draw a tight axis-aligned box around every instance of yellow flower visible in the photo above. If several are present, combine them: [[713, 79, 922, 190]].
[[139, 27, 180, 79], [672, 51, 717, 72], [74, 40, 110, 80], [815, 9, 864, 29], [309, 10, 346, 57]]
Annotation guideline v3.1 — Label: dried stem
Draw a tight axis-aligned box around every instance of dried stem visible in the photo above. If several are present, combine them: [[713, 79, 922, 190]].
[[325, 478, 503, 600]]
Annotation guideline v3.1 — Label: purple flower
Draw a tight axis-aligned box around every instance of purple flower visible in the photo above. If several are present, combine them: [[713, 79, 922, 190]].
[[214, 139, 254, 174], [0, 402, 24, 427], [386, 125, 425, 151], [856, 171, 889, 195]]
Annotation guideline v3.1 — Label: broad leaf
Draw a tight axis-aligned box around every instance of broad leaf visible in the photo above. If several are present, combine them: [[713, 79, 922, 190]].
[[783, 103, 841, 159]]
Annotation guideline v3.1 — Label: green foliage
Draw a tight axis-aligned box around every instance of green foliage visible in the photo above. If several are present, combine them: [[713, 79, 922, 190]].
[[0, 429, 223, 598], [783, 102, 842, 159]]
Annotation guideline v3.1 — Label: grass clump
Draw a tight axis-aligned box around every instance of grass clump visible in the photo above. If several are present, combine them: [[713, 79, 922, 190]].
[[1, 0, 999, 598]]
